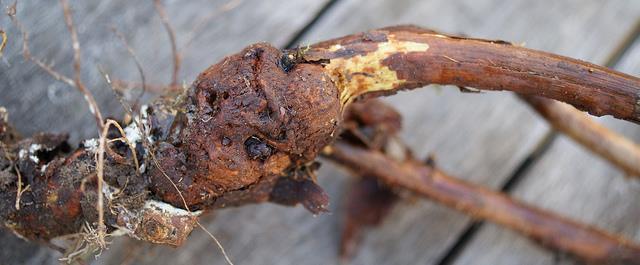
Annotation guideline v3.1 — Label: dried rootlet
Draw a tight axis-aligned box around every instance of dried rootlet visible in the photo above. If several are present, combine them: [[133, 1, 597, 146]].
[[0, 43, 341, 244], [2, 24, 640, 265]]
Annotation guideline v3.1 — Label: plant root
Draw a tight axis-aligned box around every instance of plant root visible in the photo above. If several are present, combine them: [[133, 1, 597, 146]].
[[325, 139, 640, 265], [2, 24, 640, 265]]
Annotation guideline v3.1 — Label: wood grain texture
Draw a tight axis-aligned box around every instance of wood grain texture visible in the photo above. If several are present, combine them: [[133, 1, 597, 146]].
[[0, 0, 329, 264], [297, 0, 640, 264], [327, 141, 640, 264], [306, 27, 640, 122], [453, 38, 640, 265], [1, 1, 639, 265], [0, 0, 328, 144]]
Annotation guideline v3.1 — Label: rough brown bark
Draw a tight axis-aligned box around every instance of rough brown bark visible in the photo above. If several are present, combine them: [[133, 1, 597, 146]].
[[0, 42, 338, 247], [520, 95, 640, 177], [3, 24, 640, 264], [325, 141, 640, 265], [148, 43, 339, 209], [303, 25, 640, 123]]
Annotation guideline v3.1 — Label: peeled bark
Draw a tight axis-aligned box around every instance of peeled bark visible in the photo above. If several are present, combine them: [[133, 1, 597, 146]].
[[303, 25, 640, 122], [2, 26, 640, 262]]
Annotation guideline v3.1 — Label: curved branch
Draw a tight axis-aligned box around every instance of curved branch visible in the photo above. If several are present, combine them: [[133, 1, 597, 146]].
[[304, 25, 640, 122]]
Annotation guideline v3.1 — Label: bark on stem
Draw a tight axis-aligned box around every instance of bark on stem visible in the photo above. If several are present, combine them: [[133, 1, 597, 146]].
[[521, 95, 640, 177], [325, 141, 640, 264], [303, 26, 640, 122]]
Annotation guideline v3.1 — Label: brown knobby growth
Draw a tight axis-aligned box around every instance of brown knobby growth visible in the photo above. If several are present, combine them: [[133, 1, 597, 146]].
[[2, 16, 640, 265], [148, 43, 340, 209]]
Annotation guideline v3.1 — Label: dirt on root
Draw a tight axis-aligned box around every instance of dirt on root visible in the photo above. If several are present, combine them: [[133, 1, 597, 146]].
[[148, 43, 341, 209]]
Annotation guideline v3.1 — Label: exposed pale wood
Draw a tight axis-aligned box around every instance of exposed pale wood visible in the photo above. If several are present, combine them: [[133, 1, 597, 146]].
[[454, 38, 640, 265], [297, 0, 640, 264], [0, 1, 329, 264], [2, 1, 640, 265]]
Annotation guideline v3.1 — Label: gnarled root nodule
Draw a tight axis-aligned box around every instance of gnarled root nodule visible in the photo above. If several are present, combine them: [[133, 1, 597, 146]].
[[0, 43, 339, 247], [1, 26, 640, 264], [149, 43, 339, 209]]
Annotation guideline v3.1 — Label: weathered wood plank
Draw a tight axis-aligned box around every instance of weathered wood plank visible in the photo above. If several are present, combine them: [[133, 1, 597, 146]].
[[294, 0, 640, 264], [0, 1, 329, 264], [453, 39, 640, 265], [2, 1, 639, 265], [0, 0, 329, 143]]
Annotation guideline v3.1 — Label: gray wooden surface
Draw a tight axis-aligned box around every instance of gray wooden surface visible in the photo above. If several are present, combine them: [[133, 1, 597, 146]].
[[453, 37, 640, 265], [0, 1, 639, 265]]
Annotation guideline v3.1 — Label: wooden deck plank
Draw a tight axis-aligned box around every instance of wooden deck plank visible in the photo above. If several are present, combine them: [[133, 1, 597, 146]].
[[0, 1, 329, 264], [453, 38, 640, 265], [295, 0, 640, 264], [2, 1, 640, 265], [0, 0, 329, 143]]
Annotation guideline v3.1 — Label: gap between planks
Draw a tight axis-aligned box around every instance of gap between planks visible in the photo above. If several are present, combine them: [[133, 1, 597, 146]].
[[284, 0, 342, 49], [435, 17, 640, 265]]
